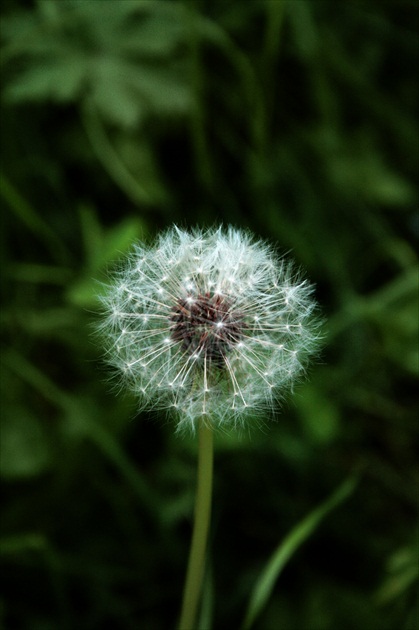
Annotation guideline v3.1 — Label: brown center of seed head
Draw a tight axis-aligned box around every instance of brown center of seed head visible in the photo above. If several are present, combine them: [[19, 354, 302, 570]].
[[170, 292, 246, 365]]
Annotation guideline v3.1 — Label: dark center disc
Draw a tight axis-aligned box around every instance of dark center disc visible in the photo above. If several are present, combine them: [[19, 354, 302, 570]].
[[170, 293, 245, 365]]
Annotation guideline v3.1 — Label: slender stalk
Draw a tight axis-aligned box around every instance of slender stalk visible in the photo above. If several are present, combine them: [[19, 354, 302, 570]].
[[178, 421, 214, 630]]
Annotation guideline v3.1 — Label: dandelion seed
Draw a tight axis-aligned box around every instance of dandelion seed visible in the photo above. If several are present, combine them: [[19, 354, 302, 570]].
[[97, 226, 321, 433]]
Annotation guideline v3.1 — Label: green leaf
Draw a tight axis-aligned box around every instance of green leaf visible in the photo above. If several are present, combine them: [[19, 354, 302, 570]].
[[242, 476, 359, 630], [0, 533, 47, 555], [375, 545, 419, 604], [66, 214, 146, 308], [296, 382, 341, 444], [89, 58, 147, 128], [3, 58, 86, 103], [2, 0, 193, 125]]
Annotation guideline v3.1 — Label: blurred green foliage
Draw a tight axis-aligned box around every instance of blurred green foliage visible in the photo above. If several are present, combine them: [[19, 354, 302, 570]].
[[1, 1, 418, 629]]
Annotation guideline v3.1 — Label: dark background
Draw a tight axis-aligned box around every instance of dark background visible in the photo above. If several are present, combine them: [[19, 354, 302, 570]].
[[1, 1, 418, 629]]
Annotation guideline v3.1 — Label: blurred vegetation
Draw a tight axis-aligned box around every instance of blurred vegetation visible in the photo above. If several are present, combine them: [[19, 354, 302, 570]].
[[0, 1, 418, 629]]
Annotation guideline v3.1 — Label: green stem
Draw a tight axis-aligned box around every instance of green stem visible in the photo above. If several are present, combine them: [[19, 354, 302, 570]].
[[178, 421, 214, 630]]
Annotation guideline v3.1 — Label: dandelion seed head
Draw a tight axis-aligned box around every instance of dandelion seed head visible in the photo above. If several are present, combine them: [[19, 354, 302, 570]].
[[97, 226, 322, 433]]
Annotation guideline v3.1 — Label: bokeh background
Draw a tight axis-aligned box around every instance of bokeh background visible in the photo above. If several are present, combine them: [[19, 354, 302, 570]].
[[1, 1, 418, 629]]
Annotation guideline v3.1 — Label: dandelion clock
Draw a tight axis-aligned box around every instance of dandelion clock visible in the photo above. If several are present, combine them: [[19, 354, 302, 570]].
[[97, 226, 322, 628]]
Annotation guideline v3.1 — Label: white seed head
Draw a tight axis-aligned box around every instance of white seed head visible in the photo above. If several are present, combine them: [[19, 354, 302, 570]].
[[97, 226, 321, 433]]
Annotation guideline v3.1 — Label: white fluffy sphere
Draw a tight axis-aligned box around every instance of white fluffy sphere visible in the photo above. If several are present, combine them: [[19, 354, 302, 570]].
[[97, 226, 321, 433]]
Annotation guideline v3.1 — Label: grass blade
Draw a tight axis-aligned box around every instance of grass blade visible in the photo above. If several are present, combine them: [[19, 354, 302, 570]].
[[242, 475, 359, 629]]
